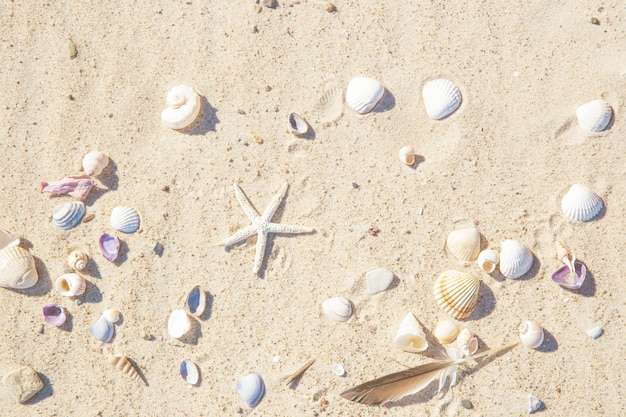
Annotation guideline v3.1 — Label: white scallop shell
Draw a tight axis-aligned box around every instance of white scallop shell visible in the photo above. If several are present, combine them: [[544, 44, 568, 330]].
[[0, 246, 38, 289], [561, 184, 604, 222], [236, 372, 265, 408], [433, 270, 481, 319], [161, 85, 201, 129], [288, 113, 309, 135], [67, 250, 89, 271], [456, 328, 478, 356], [321, 297, 353, 322], [346, 77, 384, 114], [52, 201, 85, 230], [102, 309, 121, 324], [365, 267, 394, 295], [394, 312, 428, 352], [110, 206, 140, 233], [168, 309, 191, 339], [433, 319, 459, 344], [477, 249, 499, 273], [576, 99, 612, 132], [519, 320, 544, 349], [54, 273, 86, 297], [90, 315, 114, 343], [398, 146, 416, 166], [422, 78, 462, 120], [446, 227, 481, 262], [499, 239, 533, 279], [82, 151, 110, 176]]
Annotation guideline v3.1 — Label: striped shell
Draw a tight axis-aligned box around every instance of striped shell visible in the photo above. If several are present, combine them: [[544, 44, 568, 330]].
[[346, 77, 384, 114], [445, 227, 481, 262], [110, 206, 140, 233], [52, 201, 85, 230], [82, 151, 110, 176], [67, 250, 89, 271], [321, 297, 353, 322], [54, 273, 86, 297], [109, 355, 144, 384], [422, 78, 462, 120], [161, 85, 201, 129], [576, 99, 612, 132], [561, 184, 604, 222], [433, 270, 481, 319], [0, 246, 38, 289], [499, 239, 533, 279]]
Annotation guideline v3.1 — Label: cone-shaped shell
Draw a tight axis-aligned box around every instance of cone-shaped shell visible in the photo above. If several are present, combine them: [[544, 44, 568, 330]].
[[519, 320, 544, 349], [0, 246, 38, 289], [161, 85, 201, 129], [321, 297, 353, 322], [477, 249, 499, 273], [433, 270, 481, 319], [236, 372, 265, 408], [110, 206, 140, 233], [433, 319, 459, 344], [109, 355, 143, 383], [499, 239, 534, 279], [346, 77, 384, 114], [446, 227, 481, 262], [561, 184, 603, 222], [398, 146, 416, 166], [168, 309, 191, 338], [90, 314, 114, 343], [422, 78, 462, 120], [82, 151, 110, 176], [394, 313, 428, 352], [67, 250, 89, 271], [55, 273, 86, 297], [52, 201, 85, 230], [576, 99, 612, 132], [288, 113, 309, 135]]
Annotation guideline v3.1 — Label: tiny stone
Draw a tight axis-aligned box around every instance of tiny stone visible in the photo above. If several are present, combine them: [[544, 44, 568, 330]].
[[264, 85, 272, 92], [272, 356, 280, 363], [2, 366, 44, 403], [528, 394, 544, 414], [153, 242, 164, 257], [332, 363, 345, 377], [38, 325, 45, 334], [586, 326, 603, 339], [162, 185, 170, 192], [253, 4, 262, 13], [82, 212, 95, 223], [262, 0, 276, 9], [590, 17, 600, 25], [68, 94, 75, 100], [75, 299, 82, 306], [513, 71, 520, 77], [237, 407, 244, 414], [352, 182, 359, 189], [460, 398, 473, 409], [324, 2, 336, 12], [68, 39, 78, 59]]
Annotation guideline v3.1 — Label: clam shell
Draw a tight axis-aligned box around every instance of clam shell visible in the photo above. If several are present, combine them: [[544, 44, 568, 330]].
[[186, 286, 207, 317], [519, 320, 544, 348], [394, 312, 428, 352], [67, 250, 89, 271], [180, 360, 200, 385], [477, 249, 499, 273], [110, 206, 140, 233], [561, 184, 604, 222], [102, 309, 121, 324], [236, 372, 265, 408], [288, 113, 309, 135], [161, 85, 201, 129], [42, 304, 66, 327], [365, 267, 394, 295], [446, 227, 481, 262], [433, 270, 481, 319], [99, 233, 120, 262], [456, 328, 478, 356], [55, 273, 86, 297], [168, 309, 191, 339], [433, 319, 459, 344], [499, 239, 534, 279], [90, 314, 114, 343], [0, 227, 21, 250], [321, 297, 353, 322], [52, 201, 85, 230], [345, 76, 384, 114], [82, 151, 110, 176], [422, 78, 462, 120], [551, 262, 587, 290], [576, 99, 612, 132], [398, 146, 416, 166], [0, 246, 38, 289], [109, 355, 143, 384]]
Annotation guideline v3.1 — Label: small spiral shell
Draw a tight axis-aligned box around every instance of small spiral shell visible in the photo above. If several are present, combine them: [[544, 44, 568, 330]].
[[161, 85, 201, 129], [109, 355, 144, 384], [67, 250, 89, 271], [519, 320, 544, 349]]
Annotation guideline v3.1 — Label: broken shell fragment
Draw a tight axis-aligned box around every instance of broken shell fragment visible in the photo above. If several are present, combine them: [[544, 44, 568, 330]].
[[477, 249, 499, 273], [398, 146, 416, 166], [168, 309, 192, 339], [422, 78, 462, 120], [109, 355, 144, 384], [561, 184, 604, 222], [186, 286, 207, 317], [576, 99, 612, 132], [394, 312, 428, 352], [433, 319, 459, 344], [180, 360, 200, 385], [99, 233, 120, 262], [365, 267, 394, 295], [52, 201, 86, 230], [0, 246, 39, 289], [434, 270, 481, 319], [346, 76, 384, 114], [499, 239, 534, 279], [321, 297, 353, 322], [519, 320, 544, 348], [55, 273, 86, 297], [446, 227, 481, 262], [161, 85, 201, 129], [90, 314, 115, 343], [82, 151, 110, 176], [40, 175, 94, 200], [42, 304, 67, 327], [110, 206, 140, 233], [236, 372, 265, 408], [67, 250, 89, 271], [288, 113, 309, 135], [102, 309, 121, 324], [456, 328, 478, 356]]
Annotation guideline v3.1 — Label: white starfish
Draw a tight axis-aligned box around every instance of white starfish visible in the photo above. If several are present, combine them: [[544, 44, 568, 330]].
[[220, 182, 314, 275]]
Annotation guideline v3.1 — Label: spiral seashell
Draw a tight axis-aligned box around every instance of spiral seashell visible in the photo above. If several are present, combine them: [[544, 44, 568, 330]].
[[398, 146, 416, 166], [168, 309, 192, 339], [0, 246, 38, 289], [82, 151, 110, 176], [345, 76, 384, 114], [561, 184, 604, 222], [67, 250, 89, 271], [52, 201, 86, 230], [55, 273, 86, 297], [236, 372, 265, 408], [321, 297, 353, 322], [433, 319, 459, 344], [110, 206, 140, 233], [109, 355, 144, 384], [499, 239, 533, 279], [90, 314, 114, 343], [288, 113, 309, 135], [433, 270, 481, 319], [394, 312, 428, 352], [519, 320, 544, 349], [161, 85, 201, 129], [422, 78, 462, 120], [445, 227, 481, 262], [477, 249, 499, 273], [456, 328, 478, 356], [575, 99, 612, 132]]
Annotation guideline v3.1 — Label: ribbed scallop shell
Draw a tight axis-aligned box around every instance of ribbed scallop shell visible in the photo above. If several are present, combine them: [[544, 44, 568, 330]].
[[236, 372, 265, 408], [446, 227, 481, 262], [321, 297, 353, 322], [90, 315, 114, 343], [55, 273, 86, 297], [519, 320, 544, 349], [499, 239, 533, 279], [52, 201, 85, 230], [576, 99, 612, 132], [161, 85, 201, 129], [433, 270, 481, 319], [110, 206, 140, 233], [422, 78, 462, 120], [82, 151, 110, 176], [394, 312, 428, 352], [345, 77, 384, 114], [561, 184, 604, 222], [0, 246, 38, 289], [67, 250, 89, 271], [109, 355, 143, 384]]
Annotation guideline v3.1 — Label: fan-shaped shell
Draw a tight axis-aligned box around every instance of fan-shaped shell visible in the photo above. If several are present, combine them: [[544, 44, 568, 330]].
[[52, 201, 85, 230], [180, 360, 200, 385], [398, 146, 416, 166], [0, 246, 38, 289], [422, 78, 462, 120], [446, 227, 481, 262], [499, 239, 533, 279], [109, 355, 143, 384], [110, 206, 140, 233], [433, 270, 481, 319], [576, 99, 612, 132], [519, 320, 544, 348], [477, 249, 499, 273], [82, 151, 110, 176], [55, 273, 86, 297], [346, 77, 384, 114], [67, 250, 89, 271], [168, 309, 191, 339], [394, 312, 428, 352], [433, 319, 459, 344], [288, 113, 309, 135], [90, 314, 114, 343], [236, 372, 265, 408], [561, 184, 604, 222], [161, 85, 201, 129], [321, 297, 353, 322], [186, 286, 207, 317]]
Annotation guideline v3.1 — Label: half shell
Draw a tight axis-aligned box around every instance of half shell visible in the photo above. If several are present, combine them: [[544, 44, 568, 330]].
[[52, 201, 86, 230], [55, 273, 86, 297], [42, 304, 66, 327], [0, 246, 38, 289], [99, 233, 120, 262], [561, 184, 604, 222], [499, 239, 533, 279], [394, 312, 428, 352], [82, 151, 110, 176], [288, 113, 309, 135], [90, 315, 114, 343], [477, 249, 499, 273], [67, 250, 89, 271], [422, 78, 462, 120], [433, 319, 459, 344], [321, 297, 353, 322], [576, 99, 612, 132], [236, 372, 265, 408], [433, 270, 481, 319], [446, 227, 481, 262], [110, 206, 140, 233], [365, 267, 394, 295], [398, 146, 416, 166], [519, 320, 544, 349], [109, 355, 143, 384], [168, 309, 191, 339], [180, 360, 200, 385], [551, 262, 587, 290], [186, 286, 207, 317], [346, 77, 384, 114], [161, 85, 201, 129]]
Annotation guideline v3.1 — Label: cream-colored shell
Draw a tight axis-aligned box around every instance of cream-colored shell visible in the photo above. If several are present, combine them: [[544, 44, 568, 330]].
[[321, 297, 353, 322], [434, 270, 481, 319], [446, 227, 481, 262], [0, 227, 20, 250], [0, 246, 39, 289], [109, 355, 143, 383], [67, 250, 89, 271], [433, 319, 459, 344], [576, 99, 612, 132], [398, 146, 416, 166], [345, 77, 384, 114], [456, 328, 478, 356], [477, 249, 499, 273], [499, 239, 533, 279], [82, 151, 110, 176], [161, 85, 201, 129], [519, 320, 544, 349], [561, 184, 604, 222], [102, 309, 121, 324], [394, 312, 428, 352], [168, 309, 192, 339], [55, 273, 86, 297], [422, 78, 462, 120]]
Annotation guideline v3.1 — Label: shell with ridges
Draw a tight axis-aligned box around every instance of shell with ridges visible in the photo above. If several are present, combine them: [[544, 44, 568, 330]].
[[422, 78, 462, 120], [55, 273, 86, 297], [346, 77, 384, 114], [398, 146, 416, 166], [90, 315, 114, 343], [433, 270, 481, 319], [52, 201, 85, 230], [433, 319, 459, 344], [561, 184, 603, 222], [446, 227, 481, 262], [109, 355, 144, 384], [499, 239, 533, 279], [236, 372, 265, 408], [321, 297, 353, 322], [394, 312, 428, 352], [67, 250, 89, 271], [0, 246, 38, 289], [576, 99, 612, 132], [82, 151, 110, 176], [110, 206, 140, 233], [519, 320, 544, 348], [477, 249, 499, 273], [161, 85, 201, 129]]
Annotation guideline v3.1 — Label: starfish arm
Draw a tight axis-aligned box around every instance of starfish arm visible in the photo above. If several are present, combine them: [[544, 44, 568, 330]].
[[262, 182, 289, 221], [253, 232, 267, 275], [220, 225, 257, 247], [267, 223, 314, 234], [233, 184, 260, 222]]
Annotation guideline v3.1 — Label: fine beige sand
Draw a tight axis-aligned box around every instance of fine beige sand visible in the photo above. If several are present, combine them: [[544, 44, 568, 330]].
[[1, 1, 625, 415]]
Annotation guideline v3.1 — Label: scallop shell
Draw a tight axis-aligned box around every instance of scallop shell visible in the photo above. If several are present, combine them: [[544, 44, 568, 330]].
[[110, 206, 140, 233], [321, 297, 353, 322], [499, 239, 534, 279], [168, 309, 192, 339], [102, 309, 121, 324], [433, 270, 481, 319], [398, 146, 416, 166], [456, 328, 478, 356], [576, 99, 612, 132], [345, 76, 384, 114], [365, 267, 394, 295], [55, 273, 86, 297], [161, 85, 201, 129], [109, 355, 143, 384], [0, 246, 38, 289], [288, 113, 309, 135], [42, 304, 66, 327], [180, 360, 200, 385], [519, 320, 544, 349], [67, 250, 89, 271], [90, 314, 114, 343], [446, 227, 481, 262], [422, 78, 462, 120], [477, 249, 499, 273], [236, 372, 265, 408], [99, 233, 120, 262], [433, 319, 459, 344], [186, 286, 207, 317], [82, 151, 110, 176], [52, 201, 86, 230], [561, 184, 604, 222], [394, 312, 428, 352]]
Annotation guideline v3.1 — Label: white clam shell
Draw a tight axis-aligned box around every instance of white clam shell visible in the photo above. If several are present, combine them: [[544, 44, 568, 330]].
[[434, 270, 481, 319], [446, 227, 481, 262], [321, 297, 353, 322], [365, 267, 394, 295], [180, 360, 200, 385], [394, 312, 428, 352], [576, 99, 612, 132], [55, 273, 86, 297], [0, 246, 38, 289], [433, 319, 459, 344], [288, 113, 309, 135], [102, 309, 121, 324], [161, 85, 201, 129], [168, 309, 192, 339], [236, 372, 265, 408], [477, 249, 499, 273], [82, 151, 110, 176], [519, 320, 544, 349], [345, 76, 384, 114], [110, 206, 140, 233], [52, 201, 86, 230], [561, 184, 604, 222], [90, 315, 114, 343], [499, 239, 533, 279], [398, 146, 416, 166], [422, 78, 462, 120], [67, 250, 89, 271], [456, 328, 478, 356]]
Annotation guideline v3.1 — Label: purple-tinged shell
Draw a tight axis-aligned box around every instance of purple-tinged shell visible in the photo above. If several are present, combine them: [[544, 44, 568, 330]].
[[43, 304, 67, 326], [551, 261, 587, 290], [40, 175, 94, 200], [180, 360, 200, 385], [99, 233, 120, 262]]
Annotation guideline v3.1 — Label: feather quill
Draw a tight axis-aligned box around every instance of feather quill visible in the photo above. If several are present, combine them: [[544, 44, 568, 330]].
[[340, 341, 518, 405]]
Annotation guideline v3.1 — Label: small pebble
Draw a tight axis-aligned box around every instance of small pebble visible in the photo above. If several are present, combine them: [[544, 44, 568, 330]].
[[272, 356, 281, 363], [262, 0, 276, 8], [153, 242, 164, 257], [590, 17, 600, 25], [82, 212, 95, 223], [528, 394, 544, 414], [68, 39, 78, 59], [324, 2, 336, 12], [586, 326, 603, 339], [513, 71, 520, 77], [460, 398, 473, 409], [2, 365, 44, 403], [332, 363, 345, 377]]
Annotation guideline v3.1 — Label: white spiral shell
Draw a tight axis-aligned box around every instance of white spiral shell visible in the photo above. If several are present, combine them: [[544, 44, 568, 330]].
[[54, 273, 86, 297], [321, 297, 353, 322], [0, 246, 38, 289], [345, 77, 384, 114], [67, 250, 89, 271], [161, 85, 201, 129], [561, 184, 604, 222], [82, 151, 110, 176], [110, 206, 140, 233], [519, 320, 544, 348], [575, 99, 612, 132], [422, 78, 462, 120], [394, 312, 428, 352], [477, 249, 499, 273], [499, 239, 533, 279], [398, 146, 416, 166]]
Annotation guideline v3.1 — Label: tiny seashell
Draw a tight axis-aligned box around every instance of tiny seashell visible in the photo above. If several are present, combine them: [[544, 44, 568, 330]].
[[365, 267, 394, 295], [519, 320, 544, 348], [99, 233, 120, 262], [180, 360, 200, 385], [0, 246, 39, 289], [551, 262, 587, 290], [168, 309, 192, 339], [67, 250, 89, 271], [161, 85, 202, 129], [499, 239, 534, 279], [576, 99, 612, 132], [0, 227, 20, 250], [433, 319, 459, 344], [445, 227, 481, 262], [82, 151, 110, 176], [236, 372, 265, 408], [110, 206, 140, 233], [585, 326, 603, 339], [42, 304, 66, 327], [90, 314, 115, 343], [398, 146, 416, 166], [186, 285, 207, 317], [321, 297, 353, 322], [109, 355, 143, 384], [52, 201, 86, 230], [332, 363, 346, 377], [433, 270, 481, 319], [345, 76, 384, 114], [102, 309, 121, 324], [422, 78, 462, 120], [288, 113, 309, 135], [528, 394, 544, 414], [477, 249, 499, 273], [456, 328, 478, 356], [40, 175, 94, 200], [55, 273, 86, 297], [561, 184, 604, 222], [394, 312, 428, 352]]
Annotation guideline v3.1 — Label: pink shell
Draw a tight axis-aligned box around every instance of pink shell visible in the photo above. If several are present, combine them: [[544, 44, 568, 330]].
[[551, 261, 586, 290], [40, 175, 94, 200], [99, 233, 120, 262]]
